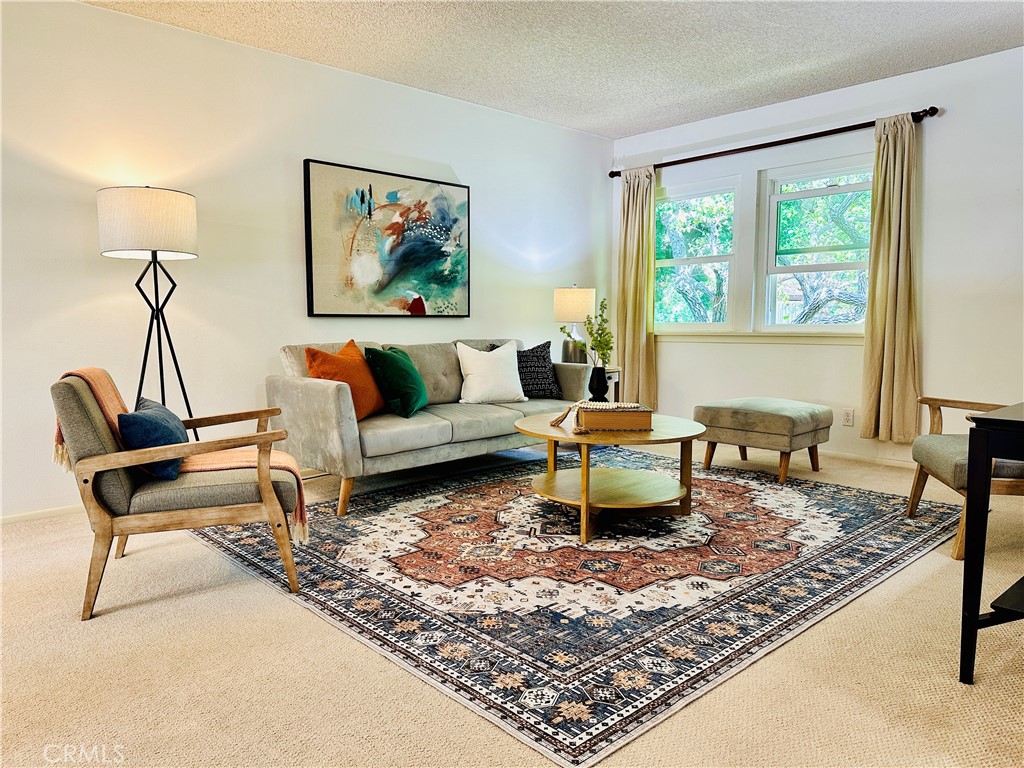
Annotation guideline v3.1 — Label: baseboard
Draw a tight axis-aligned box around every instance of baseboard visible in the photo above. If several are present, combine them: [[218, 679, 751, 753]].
[[1, 504, 82, 525], [816, 448, 917, 469]]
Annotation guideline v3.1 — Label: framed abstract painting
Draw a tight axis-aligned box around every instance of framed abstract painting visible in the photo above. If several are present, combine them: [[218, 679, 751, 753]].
[[304, 159, 470, 317]]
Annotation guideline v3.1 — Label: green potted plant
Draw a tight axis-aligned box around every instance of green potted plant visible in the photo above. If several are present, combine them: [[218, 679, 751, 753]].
[[560, 298, 614, 401]]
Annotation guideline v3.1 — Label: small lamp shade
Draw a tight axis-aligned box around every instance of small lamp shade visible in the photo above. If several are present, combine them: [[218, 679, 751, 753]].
[[553, 287, 596, 323], [97, 186, 198, 261]]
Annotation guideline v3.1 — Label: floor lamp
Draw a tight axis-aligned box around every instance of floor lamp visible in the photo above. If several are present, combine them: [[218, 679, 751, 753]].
[[97, 186, 199, 437], [553, 286, 595, 364]]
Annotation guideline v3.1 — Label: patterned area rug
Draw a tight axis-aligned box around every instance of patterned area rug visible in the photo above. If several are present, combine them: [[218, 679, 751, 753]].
[[193, 448, 959, 768]]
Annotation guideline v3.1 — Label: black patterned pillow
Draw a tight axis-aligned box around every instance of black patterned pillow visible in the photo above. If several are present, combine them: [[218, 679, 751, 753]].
[[517, 341, 563, 399]]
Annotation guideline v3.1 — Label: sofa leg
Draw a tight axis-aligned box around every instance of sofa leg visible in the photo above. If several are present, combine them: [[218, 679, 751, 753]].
[[114, 535, 129, 559], [778, 452, 791, 484], [703, 442, 717, 469], [82, 530, 113, 621], [337, 477, 354, 517], [808, 445, 820, 472], [738, 446, 747, 461]]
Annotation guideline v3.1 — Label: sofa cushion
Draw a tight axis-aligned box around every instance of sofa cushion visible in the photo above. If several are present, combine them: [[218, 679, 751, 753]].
[[456, 341, 527, 404], [517, 341, 562, 399], [305, 341, 385, 421], [494, 399, 569, 418], [358, 411, 453, 458], [386, 343, 463, 405], [364, 347, 429, 418], [117, 398, 188, 481], [280, 341, 383, 377], [453, 338, 522, 352], [424, 403, 521, 442]]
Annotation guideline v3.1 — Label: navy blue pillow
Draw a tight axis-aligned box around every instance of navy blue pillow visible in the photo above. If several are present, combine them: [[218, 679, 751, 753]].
[[118, 398, 188, 480]]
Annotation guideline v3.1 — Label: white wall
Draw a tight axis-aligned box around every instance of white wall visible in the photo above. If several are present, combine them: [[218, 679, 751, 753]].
[[612, 48, 1024, 463], [1, 2, 612, 516]]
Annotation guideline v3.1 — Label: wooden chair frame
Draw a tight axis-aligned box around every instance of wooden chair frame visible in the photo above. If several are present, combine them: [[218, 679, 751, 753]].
[[73, 407, 299, 620], [906, 397, 1024, 560]]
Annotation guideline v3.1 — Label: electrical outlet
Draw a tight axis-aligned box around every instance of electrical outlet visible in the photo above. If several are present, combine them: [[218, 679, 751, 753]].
[[842, 408, 855, 427]]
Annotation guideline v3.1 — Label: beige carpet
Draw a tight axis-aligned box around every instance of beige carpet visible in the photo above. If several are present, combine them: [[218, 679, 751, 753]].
[[2, 445, 1022, 768]]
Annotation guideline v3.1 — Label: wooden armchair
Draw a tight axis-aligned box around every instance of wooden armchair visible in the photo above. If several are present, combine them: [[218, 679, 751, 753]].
[[906, 396, 1024, 560], [52, 372, 300, 620]]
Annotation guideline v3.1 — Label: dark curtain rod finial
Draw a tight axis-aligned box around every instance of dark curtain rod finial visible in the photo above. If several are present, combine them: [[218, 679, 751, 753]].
[[911, 105, 940, 123], [608, 105, 942, 178]]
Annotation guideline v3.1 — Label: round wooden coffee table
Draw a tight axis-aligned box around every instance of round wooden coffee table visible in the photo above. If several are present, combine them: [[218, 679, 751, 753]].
[[514, 412, 706, 543]]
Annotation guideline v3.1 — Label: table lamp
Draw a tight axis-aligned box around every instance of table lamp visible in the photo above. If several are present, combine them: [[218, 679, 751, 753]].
[[553, 286, 595, 364], [97, 186, 198, 433]]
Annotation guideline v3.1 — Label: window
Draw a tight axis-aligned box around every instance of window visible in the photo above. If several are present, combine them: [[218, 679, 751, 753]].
[[654, 188, 735, 327], [765, 171, 872, 328]]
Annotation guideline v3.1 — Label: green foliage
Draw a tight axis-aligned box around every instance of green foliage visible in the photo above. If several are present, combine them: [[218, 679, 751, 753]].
[[560, 298, 613, 366]]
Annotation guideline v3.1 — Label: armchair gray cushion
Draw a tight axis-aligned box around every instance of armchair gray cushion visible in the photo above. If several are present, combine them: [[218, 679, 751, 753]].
[[51, 377, 137, 516], [129, 468, 299, 515], [912, 433, 1024, 491]]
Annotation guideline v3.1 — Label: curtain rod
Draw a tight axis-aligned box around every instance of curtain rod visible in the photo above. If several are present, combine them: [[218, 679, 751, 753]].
[[608, 106, 939, 178]]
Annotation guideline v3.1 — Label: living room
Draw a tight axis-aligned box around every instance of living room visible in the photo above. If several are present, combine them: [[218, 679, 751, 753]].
[[3, 2, 1022, 767]]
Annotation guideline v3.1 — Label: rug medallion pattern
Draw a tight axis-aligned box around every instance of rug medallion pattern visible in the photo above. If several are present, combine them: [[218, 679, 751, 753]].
[[193, 449, 959, 767]]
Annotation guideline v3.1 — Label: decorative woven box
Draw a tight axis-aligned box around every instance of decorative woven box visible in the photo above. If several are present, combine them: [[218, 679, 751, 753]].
[[574, 401, 653, 433]]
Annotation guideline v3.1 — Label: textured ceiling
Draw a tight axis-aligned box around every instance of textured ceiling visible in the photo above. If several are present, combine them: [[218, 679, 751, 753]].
[[88, 1, 1024, 139]]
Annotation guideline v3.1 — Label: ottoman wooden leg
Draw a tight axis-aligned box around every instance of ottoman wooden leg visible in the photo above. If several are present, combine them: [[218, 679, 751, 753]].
[[808, 445, 820, 472], [738, 446, 748, 461], [703, 442, 717, 469], [778, 452, 791, 484]]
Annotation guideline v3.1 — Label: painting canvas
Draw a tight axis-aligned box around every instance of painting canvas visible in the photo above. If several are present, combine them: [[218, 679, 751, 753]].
[[304, 159, 470, 317]]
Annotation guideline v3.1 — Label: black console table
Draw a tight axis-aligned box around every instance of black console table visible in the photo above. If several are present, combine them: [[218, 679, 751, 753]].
[[960, 402, 1024, 684]]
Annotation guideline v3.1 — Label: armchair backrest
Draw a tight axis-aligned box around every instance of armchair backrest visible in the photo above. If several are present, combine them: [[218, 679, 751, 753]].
[[51, 375, 137, 516]]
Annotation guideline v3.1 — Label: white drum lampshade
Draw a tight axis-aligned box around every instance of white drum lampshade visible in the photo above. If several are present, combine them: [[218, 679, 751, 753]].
[[553, 286, 595, 364], [553, 287, 596, 323], [97, 186, 198, 261]]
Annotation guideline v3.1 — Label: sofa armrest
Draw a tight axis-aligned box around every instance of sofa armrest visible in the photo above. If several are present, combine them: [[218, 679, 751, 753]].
[[265, 376, 363, 478], [553, 362, 592, 402]]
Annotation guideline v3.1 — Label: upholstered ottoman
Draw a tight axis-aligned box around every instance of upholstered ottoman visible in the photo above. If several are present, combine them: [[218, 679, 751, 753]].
[[693, 397, 833, 483]]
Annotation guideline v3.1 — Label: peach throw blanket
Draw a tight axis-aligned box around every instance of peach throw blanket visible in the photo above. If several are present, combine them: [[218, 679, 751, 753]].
[[53, 368, 308, 544]]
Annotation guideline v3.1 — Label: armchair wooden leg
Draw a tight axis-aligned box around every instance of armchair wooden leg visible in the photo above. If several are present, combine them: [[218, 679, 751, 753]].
[[906, 466, 929, 518], [703, 442, 717, 469], [738, 446, 747, 461], [337, 477, 354, 517], [268, 508, 300, 593], [950, 499, 969, 561], [82, 531, 113, 621], [778, 452, 791, 484], [808, 445, 820, 472], [114, 535, 129, 559]]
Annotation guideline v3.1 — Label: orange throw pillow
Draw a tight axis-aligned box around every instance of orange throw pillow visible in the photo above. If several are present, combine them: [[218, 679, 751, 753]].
[[305, 341, 386, 421]]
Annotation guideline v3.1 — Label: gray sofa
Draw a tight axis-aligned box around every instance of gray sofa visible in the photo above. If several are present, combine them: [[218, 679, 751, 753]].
[[265, 338, 590, 516]]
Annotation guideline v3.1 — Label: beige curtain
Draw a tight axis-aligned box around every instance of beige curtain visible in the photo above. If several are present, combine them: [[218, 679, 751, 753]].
[[860, 114, 920, 443], [616, 166, 658, 408]]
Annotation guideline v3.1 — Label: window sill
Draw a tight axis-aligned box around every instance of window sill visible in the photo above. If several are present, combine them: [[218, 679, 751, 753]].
[[655, 331, 864, 346]]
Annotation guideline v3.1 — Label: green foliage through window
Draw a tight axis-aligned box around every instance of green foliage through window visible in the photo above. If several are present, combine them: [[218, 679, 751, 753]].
[[654, 192, 733, 324]]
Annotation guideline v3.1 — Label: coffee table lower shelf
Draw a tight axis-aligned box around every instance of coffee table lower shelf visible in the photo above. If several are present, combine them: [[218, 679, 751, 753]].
[[531, 467, 688, 510]]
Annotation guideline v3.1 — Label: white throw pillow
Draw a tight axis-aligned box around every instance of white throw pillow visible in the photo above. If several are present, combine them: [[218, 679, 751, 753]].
[[456, 341, 528, 404]]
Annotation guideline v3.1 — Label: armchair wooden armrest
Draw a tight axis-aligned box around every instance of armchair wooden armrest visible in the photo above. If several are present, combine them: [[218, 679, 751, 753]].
[[75, 429, 287, 476], [181, 407, 281, 431], [917, 397, 1006, 435]]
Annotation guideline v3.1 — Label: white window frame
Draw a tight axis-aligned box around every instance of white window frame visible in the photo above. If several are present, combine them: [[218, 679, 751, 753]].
[[757, 155, 873, 334], [653, 176, 742, 333]]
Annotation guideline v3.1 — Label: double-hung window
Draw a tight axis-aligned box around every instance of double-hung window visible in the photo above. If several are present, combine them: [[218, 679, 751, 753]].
[[654, 185, 736, 328], [763, 170, 872, 329]]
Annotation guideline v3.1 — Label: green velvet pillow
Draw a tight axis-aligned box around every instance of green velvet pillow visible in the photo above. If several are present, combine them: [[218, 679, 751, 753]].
[[364, 347, 429, 418]]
